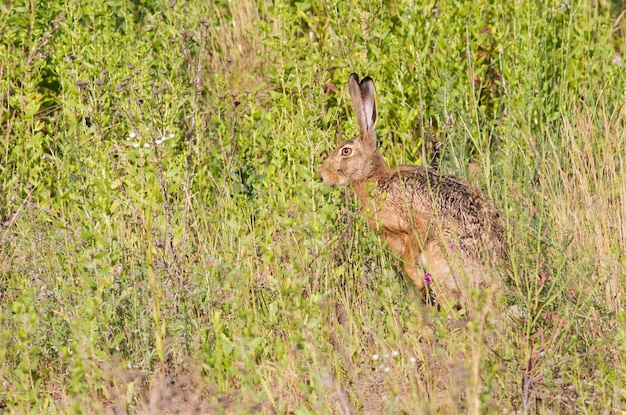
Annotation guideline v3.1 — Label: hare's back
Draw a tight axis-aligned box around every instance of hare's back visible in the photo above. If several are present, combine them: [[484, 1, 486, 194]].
[[379, 166, 506, 260], [380, 165, 485, 216]]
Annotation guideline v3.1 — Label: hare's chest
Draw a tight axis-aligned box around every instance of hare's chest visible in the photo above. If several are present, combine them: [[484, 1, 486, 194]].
[[356, 184, 427, 235], [380, 229, 408, 256]]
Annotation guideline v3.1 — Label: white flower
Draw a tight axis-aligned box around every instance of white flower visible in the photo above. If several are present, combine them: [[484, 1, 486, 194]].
[[132, 142, 140, 148], [391, 350, 399, 357], [129, 131, 137, 139], [168, 133, 174, 138], [372, 354, 379, 361], [144, 143, 150, 148], [410, 356, 417, 363], [383, 366, 391, 373]]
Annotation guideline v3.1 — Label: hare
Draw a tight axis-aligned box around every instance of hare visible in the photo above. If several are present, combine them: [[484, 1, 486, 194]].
[[319, 74, 508, 307]]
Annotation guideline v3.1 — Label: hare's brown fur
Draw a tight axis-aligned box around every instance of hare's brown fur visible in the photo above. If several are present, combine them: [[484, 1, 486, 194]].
[[319, 74, 507, 307]]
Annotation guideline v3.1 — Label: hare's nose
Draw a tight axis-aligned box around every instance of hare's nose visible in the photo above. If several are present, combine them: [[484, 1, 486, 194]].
[[318, 162, 330, 183], [317, 166, 325, 181]]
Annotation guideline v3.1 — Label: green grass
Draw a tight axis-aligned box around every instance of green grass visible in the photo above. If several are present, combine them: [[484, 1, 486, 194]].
[[1, 0, 625, 413]]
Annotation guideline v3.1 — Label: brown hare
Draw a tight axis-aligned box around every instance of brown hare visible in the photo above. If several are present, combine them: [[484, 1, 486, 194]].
[[319, 74, 508, 308]]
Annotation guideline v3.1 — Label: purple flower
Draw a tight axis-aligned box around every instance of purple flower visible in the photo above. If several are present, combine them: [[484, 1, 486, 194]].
[[449, 243, 455, 250], [424, 273, 432, 285]]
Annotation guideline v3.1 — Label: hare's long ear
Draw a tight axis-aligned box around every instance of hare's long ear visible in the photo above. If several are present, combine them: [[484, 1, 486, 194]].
[[348, 73, 377, 149]]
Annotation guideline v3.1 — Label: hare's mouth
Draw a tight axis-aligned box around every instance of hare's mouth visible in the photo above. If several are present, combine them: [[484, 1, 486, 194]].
[[318, 167, 348, 187]]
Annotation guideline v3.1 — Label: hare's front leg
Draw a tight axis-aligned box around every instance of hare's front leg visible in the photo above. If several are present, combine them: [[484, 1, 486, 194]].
[[402, 255, 426, 298], [421, 242, 461, 307], [399, 238, 428, 298], [381, 229, 427, 298]]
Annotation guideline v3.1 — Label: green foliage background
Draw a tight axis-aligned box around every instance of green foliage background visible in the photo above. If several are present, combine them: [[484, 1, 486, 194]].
[[1, 0, 625, 413]]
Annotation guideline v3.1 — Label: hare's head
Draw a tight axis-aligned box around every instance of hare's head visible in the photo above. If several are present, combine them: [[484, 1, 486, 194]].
[[319, 74, 387, 186]]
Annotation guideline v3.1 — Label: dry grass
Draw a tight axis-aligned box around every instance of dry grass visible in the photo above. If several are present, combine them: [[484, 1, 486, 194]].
[[548, 104, 626, 311], [205, 0, 269, 89]]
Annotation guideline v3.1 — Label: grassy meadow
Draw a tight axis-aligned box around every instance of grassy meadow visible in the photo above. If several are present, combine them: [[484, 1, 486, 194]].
[[1, 0, 625, 413]]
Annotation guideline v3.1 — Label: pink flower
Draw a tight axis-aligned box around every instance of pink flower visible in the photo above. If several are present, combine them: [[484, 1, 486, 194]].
[[424, 273, 432, 285]]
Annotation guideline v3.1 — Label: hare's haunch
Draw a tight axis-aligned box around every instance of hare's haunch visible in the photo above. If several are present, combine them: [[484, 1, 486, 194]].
[[319, 74, 507, 307]]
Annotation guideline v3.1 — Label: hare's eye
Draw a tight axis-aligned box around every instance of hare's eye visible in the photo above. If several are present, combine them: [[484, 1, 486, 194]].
[[341, 147, 352, 156]]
